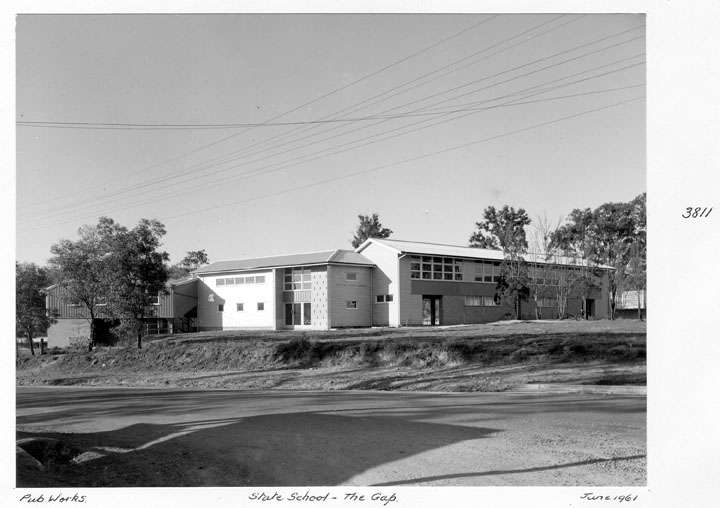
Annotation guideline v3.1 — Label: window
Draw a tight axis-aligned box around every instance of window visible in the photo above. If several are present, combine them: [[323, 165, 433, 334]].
[[225, 277, 235, 286], [218, 304, 224, 312], [386, 294, 394, 302], [346, 300, 357, 310], [236, 303, 244, 312], [464, 295, 498, 307], [256, 275, 265, 284], [246, 276, 255, 285], [474, 261, 501, 283], [216, 278, 225, 286], [538, 297, 558, 307], [235, 277, 245, 285], [257, 302, 265, 311], [150, 294, 160, 305], [411, 257, 463, 280], [95, 297, 107, 306], [284, 267, 311, 291], [465, 296, 481, 307], [376, 295, 385, 303], [346, 272, 357, 281]]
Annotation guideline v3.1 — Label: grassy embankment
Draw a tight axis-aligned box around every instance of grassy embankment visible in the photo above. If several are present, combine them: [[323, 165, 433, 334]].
[[16, 320, 646, 391]]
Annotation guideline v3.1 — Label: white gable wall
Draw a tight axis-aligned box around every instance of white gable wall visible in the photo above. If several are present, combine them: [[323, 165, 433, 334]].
[[357, 241, 401, 326], [197, 270, 275, 330]]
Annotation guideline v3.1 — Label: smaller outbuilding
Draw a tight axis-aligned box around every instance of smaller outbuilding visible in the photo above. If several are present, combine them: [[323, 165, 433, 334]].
[[44, 277, 199, 348]]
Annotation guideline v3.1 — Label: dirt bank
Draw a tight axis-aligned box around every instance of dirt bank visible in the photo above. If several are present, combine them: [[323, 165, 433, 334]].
[[16, 320, 646, 391]]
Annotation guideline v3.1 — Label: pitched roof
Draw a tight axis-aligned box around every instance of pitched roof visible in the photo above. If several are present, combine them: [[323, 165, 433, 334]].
[[359, 238, 612, 268], [363, 238, 505, 261], [194, 249, 374, 275]]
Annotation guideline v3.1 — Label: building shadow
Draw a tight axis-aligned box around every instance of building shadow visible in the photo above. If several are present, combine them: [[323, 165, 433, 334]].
[[17, 412, 500, 487]]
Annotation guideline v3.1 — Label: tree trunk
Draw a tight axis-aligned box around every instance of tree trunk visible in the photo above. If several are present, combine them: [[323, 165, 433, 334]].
[[137, 330, 142, 349], [27, 333, 35, 356], [88, 310, 96, 351]]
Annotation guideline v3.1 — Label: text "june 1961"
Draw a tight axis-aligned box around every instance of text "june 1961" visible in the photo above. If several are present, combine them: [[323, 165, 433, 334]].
[[580, 493, 639, 503]]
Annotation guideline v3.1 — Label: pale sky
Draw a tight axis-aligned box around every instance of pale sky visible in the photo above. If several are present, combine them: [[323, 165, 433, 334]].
[[16, 13, 646, 265]]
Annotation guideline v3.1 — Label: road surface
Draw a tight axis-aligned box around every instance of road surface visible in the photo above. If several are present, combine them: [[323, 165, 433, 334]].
[[16, 386, 646, 487]]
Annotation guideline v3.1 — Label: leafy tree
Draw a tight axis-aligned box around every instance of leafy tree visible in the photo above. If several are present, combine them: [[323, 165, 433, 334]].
[[49, 217, 124, 349], [469, 205, 531, 250], [49, 217, 170, 349], [351, 213, 393, 249], [496, 259, 531, 319], [620, 193, 647, 320], [16, 263, 57, 356], [549, 210, 600, 319], [551, 197, 643, 319], [168, 249, 209, 279], [529, 213, 560, 319], [104, 219, 170, 349], [469, 205, 532, 319], [587, 201, 636, 319]]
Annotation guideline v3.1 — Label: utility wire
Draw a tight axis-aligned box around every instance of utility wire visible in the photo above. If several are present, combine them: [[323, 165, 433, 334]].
[[18, 53, 645, 228], [18, 31, 645, 226], [158, 96, 646, 221], [19, 15, 576, 216], [18, 52, 644, 228], [17, 15, 498, 210], [19, 16, 575, 132], [18, 81, 645, 233]]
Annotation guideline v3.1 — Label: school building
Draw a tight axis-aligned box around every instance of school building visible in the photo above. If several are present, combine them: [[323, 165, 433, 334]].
[[193, 238, 611, 331]]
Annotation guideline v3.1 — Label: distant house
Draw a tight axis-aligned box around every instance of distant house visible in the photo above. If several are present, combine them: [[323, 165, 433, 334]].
[[44, 277, 198, 348], [615, 290, 646, 318], [192, 239, 613, 331]]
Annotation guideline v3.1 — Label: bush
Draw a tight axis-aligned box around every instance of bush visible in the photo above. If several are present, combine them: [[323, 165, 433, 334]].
[[274, 337, 313, 363]]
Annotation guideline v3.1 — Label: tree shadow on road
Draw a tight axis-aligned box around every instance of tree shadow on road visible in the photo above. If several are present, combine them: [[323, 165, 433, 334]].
[[370, 454, 647, 486]]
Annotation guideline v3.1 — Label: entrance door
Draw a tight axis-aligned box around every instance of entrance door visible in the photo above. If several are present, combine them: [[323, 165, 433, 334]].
[[422, 296, 441, 326], [285, 302, 312, 327]]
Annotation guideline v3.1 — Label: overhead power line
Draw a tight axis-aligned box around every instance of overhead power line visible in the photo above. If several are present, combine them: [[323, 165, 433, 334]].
[[158, 96, 645, 221], [17, 88, 645, 234], [18, 52, 645, 229], [17, 15, 498, 209], [18, 32, 645, 227], [17, 19, 645, 230]]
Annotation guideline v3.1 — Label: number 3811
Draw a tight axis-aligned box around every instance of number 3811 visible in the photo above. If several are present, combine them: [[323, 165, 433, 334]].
[[682, 207, 713, 218]]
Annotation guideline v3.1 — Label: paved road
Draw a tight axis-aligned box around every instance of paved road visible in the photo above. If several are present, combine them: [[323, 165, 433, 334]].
[[16, 386, 646, 487]]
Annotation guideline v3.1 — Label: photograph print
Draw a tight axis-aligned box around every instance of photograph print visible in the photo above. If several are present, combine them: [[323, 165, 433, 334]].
[[15, 13, 646, 491]]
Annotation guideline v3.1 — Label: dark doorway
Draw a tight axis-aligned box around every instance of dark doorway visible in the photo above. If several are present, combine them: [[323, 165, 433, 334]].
[[422, 296, 442, 326], [587, 299, 595, 318]]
